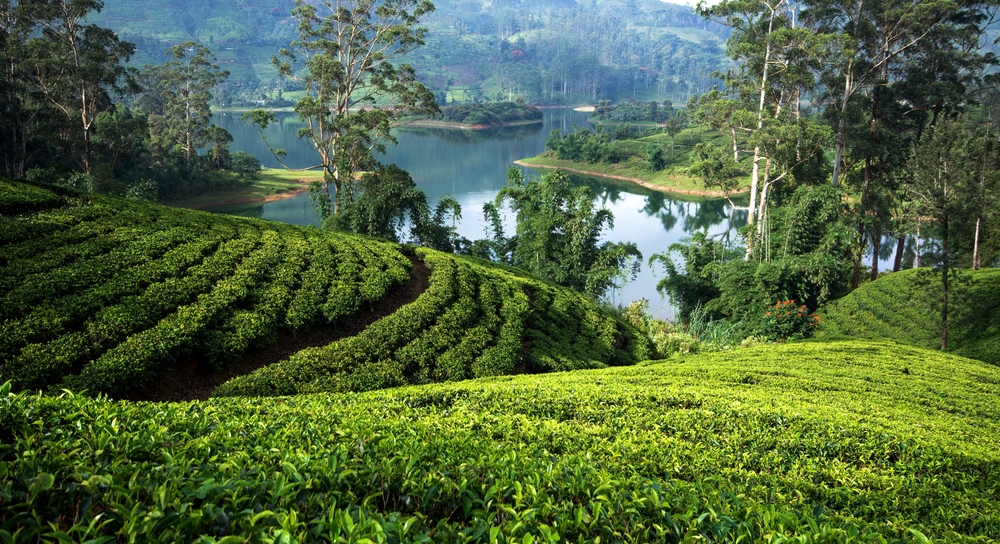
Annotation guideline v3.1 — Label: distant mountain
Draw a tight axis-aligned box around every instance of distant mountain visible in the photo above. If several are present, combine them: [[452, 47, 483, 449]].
[[91, 0, 728, 106]]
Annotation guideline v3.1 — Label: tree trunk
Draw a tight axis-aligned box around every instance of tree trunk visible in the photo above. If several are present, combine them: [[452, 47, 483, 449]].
[[892, 236, 904, 272], [870, 224, 881, 282], [973, 217, 981, 270], [851, 235, 864, 289], [941, 219, 949, 351], [832, 73, 852, 188], [915, 219, 922, 268]]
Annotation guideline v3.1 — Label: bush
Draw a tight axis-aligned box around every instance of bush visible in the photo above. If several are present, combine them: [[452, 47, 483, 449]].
[[755, 299, 821, 341], [231, 151, 263, 182]]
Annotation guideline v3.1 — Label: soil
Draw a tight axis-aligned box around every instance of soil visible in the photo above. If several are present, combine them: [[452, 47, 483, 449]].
[[513, 160, 751, 198], [127, 255, 432, 403], [180, 186, 311, 210]]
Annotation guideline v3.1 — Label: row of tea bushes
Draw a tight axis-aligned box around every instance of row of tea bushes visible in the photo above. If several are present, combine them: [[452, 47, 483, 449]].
[[818, 268, 1000, 364], [213, 249, 652, 398], [2, 179, 647, 399], [2, 340, 999, 541], [0, 180, 413, 396]]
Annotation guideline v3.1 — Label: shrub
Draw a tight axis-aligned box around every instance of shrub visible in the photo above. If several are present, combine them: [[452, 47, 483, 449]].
[[756, 299, 821, 341]]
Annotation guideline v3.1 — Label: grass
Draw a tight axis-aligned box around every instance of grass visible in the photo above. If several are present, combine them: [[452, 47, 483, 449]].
[[520, 123, 752, 196], [162, 168, 325, 209], [518, 154, 750, 195], [818, 268, 1000, 365], [2, 339, 999, 541]]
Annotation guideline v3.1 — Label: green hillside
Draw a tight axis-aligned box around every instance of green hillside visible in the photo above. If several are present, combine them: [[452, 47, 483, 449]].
[[0, 179, 650, 399], [3, 340, 999, 541], [818, 268, 1000, 365]]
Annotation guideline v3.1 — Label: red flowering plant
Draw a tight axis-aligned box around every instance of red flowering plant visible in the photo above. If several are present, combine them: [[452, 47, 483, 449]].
[[757, 299, 822, 342]]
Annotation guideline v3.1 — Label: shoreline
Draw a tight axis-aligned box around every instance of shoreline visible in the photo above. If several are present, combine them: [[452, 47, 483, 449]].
[[514, 160, 750, 198], [400, 118, 544, 130], [177, 185, 310, 210], [164, 169, 322, 210]]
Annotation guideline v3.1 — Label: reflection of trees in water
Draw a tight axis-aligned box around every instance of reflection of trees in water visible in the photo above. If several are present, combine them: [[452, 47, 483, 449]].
[[398, 122, 544, 144], [567, 173, 746, 237]]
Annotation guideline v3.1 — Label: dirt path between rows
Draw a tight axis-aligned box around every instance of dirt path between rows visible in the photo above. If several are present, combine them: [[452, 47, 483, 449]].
[[129, 255, 431, 403]]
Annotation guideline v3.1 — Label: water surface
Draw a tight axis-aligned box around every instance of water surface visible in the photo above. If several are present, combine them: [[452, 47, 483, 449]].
[[210, 109, 746, 319]]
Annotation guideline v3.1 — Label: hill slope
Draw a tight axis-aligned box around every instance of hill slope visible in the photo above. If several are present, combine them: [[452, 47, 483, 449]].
[[2, 340, 999, 541], [0, 179, 650, 398], [818, 268, 1000, 365]]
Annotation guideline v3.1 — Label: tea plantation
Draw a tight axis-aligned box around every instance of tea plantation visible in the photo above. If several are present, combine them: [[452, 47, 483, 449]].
[[2, 340, 1000, 542], [0, 179, 650, 398], [3, 179, 1000, 542], [818, 268, 1000, 365]]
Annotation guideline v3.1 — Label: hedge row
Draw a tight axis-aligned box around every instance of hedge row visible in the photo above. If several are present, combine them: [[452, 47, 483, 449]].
[[0, 180, 414, 396], [213, 248, 651, 397]]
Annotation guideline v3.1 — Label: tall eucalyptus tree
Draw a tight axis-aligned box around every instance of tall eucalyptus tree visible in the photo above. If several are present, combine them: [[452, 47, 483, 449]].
[[245, 0, 438, 219]]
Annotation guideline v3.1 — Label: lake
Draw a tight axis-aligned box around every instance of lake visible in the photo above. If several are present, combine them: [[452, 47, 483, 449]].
[[209, 108, 749, 319]]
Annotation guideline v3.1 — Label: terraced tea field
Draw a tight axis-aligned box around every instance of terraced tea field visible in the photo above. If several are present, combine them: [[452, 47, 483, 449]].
[[2, 340, 999, 541], [0, 180, 650, 399], [2, 180, 999, 542], [819, 268, 1000, 364]]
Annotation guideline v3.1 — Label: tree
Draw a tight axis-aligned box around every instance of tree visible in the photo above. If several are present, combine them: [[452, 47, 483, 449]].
[[28, 0, 136, 174], [1, 0, 43, 179], [697, 0, 834, 258], [246, 0, 438, 219], [329, 164, 465, 251], [906, 119, 982, 350], [803, 0, 998, 188], [144, 42, 229, 185], [204, 125, 233, 170], [477, 168, 642, 298]]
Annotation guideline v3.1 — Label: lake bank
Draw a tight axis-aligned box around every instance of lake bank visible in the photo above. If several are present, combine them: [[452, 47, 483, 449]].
[[515, 157, 750, 198], [401, 118, 545, 130], [164, 168, 324, 210]]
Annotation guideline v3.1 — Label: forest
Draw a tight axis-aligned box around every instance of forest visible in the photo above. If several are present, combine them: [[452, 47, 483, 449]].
[[2, 0, 1000, 541]]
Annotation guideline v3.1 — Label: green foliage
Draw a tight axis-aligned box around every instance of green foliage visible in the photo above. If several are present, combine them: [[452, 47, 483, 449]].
[[757, 299, 822, 342], [0, 179, 648, 397], [327, 164, 466, 253], [819, 268, 1000, 365], [652, 185, 854, 328], [213, 247, 651, 397], [595, 100, 675, 123], [473, 168, 642, 299], [229, 152, 263, 183], [430, 101, 543, 126], [3, 340, 1000, 541]]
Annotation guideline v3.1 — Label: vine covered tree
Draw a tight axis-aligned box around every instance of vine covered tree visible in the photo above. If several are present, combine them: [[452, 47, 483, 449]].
[[246, 0, 438, 219]]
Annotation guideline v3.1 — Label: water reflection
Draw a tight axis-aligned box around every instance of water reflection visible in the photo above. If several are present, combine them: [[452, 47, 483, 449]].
[[209, 109, 745, 319]]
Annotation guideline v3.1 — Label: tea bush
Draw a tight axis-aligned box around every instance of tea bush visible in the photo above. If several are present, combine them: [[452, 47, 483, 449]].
[[0, 180, 649, 397], [213, 249, 651, 397], [819, 268, 1000, 364], [2, 340, 999, 541], [0, 180, 412, 395]]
